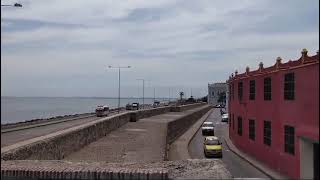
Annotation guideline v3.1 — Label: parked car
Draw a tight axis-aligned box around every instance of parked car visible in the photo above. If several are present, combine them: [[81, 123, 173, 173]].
[[202, 122, 215, 136], [221, 113, 229, 122], [203, 136, 223, 158], [132, 102, 139, 110]]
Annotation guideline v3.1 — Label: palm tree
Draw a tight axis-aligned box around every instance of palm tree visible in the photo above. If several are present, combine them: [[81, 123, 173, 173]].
[[179, 91, 184, 101]]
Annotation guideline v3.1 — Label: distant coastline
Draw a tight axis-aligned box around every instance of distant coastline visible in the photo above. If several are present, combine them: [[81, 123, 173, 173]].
[[1, 97, 175, 124]]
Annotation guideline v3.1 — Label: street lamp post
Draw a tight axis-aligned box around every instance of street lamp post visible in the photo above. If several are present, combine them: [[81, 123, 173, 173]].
[[108, 65, 131, 113], [1, 3, 22, 7], [136, 79, 145, 109]]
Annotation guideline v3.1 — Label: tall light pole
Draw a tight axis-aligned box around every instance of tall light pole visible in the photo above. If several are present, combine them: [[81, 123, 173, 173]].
[[1, 3, 22, 7], [136, 79, 145, 109], [108, 65, 131, 113]]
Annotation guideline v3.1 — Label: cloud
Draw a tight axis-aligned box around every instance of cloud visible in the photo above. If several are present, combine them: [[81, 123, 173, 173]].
[[1, 0, 319, 97]]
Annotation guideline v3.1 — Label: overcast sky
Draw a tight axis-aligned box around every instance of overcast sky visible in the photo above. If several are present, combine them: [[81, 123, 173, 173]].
[[1, 0, 319, 98]]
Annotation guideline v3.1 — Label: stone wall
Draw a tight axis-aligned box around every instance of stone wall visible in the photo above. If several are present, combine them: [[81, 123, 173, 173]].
[[1, 159, 232, 180], [1, 113, 131, 161], [130, 103, 207, 122], [129, 106, 171, 122], [170, 102, 206, 112], [164, 105, 212, 160], [1, 103, 206, 161], [1, 104, 217, 180], [166, 105, 211, 145]]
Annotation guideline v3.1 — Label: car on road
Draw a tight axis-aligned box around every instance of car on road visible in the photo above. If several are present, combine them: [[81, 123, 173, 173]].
[[153, 101, 160, 108], [132, 102, 139, 110], [202, 122, 215, 136], [95, 105, 109, 117], [203, 136, 223, 158], [221, 113, 228, 122], [126, 103, 132, 110]]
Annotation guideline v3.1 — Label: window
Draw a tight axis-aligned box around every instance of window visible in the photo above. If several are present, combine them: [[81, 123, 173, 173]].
[[249, 80, 255, 100], [264, 77, 272, 100], [237, 116, 242, 136], [238, 82, 243, 101], [249, 119, 255, 140], [284, 125, 295, 155], [263, 121, 271, 146], [212, 91, 214, 96], [284, 73, 295, 100], [232, 114, 235, 130]]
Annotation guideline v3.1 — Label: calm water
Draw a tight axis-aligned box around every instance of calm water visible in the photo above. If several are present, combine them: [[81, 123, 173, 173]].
[[1, 97, 173, 124]]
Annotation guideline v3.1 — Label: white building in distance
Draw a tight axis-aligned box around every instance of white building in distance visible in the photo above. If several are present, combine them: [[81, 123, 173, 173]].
[[208, 83, 228, 108]]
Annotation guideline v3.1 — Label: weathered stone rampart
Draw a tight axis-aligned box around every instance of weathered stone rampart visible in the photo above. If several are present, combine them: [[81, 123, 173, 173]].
[[1, 103, 218, 180], [1, 103, 207, 161]]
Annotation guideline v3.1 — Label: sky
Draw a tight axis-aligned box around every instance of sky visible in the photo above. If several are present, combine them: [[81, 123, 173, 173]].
[[1, 0, 319, 98]]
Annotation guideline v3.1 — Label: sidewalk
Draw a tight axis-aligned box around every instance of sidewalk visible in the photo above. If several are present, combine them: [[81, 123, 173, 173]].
[[223, 131, 289, 180]]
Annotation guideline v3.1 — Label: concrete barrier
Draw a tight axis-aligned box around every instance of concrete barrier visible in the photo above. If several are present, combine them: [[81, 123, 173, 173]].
[[129, 106, 171, 122], [129, 103, 206, 122], [170, 102, 206, 112], [1, 113, 131, 161], [167, 105, 212, 145], [164, 105, 212, 160], [1, 103, 211, 180], [1, 103, 206, 161]]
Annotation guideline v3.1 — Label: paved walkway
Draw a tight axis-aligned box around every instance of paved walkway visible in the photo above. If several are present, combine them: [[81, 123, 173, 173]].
[[223, 127, 289, 179], [64, 107, 206, 163]]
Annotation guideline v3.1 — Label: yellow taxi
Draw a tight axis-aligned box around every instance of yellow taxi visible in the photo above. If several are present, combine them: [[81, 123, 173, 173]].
[[203, 136, 223, 158]]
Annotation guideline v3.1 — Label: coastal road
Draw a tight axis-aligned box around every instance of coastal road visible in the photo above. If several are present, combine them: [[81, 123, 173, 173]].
[[188, 109, 269, 179], [1, 115, 102, 147], [1, 110, 129, 147], [1, 106, 162, 148]]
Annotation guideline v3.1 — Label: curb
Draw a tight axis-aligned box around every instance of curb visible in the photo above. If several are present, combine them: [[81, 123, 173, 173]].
[[187, 108, 214, 149], [223, 137, 277, 180], [167, 106, 213, 160]]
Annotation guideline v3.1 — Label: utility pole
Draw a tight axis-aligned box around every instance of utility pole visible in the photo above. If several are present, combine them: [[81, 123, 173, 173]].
[[108, 65, 131, 113], [1, 3, 22, 7]]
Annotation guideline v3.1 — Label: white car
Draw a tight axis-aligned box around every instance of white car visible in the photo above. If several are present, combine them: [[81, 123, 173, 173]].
[[202, 122, 215, 136], [221, 113, 229, 122]]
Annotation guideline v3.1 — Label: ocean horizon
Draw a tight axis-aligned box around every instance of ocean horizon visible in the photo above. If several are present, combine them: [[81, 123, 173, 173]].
[[1, 96, 176, 124]]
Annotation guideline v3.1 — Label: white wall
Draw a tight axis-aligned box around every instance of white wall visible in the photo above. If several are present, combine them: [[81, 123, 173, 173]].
[[300, 137, 314, 179]]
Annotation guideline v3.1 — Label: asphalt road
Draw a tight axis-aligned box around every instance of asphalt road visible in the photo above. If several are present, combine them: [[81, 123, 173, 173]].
[[188, 109, 269, 179], [1, 115, 104, 147]]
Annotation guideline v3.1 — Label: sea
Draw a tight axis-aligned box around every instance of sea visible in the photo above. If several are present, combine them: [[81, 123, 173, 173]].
[[1, 97, 173, 124]]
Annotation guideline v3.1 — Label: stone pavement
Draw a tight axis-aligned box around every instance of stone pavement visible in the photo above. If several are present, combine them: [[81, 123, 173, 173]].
[[223, 130, 289, 179]]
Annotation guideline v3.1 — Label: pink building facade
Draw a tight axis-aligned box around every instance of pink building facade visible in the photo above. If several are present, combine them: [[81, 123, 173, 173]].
[[227, 49, 319, 179]]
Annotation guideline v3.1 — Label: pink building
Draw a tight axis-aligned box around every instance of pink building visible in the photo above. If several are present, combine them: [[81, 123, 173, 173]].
[[227, 49, 319, 179]]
